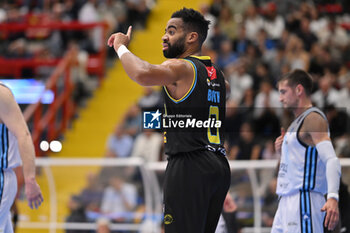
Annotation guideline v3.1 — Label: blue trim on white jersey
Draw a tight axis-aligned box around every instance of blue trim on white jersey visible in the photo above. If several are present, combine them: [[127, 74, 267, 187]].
[[303, 146, 318, 191], [304, 147, 311, 190], [310, 148, 317, 190], [0, 124, 9, 169], [0, 170, 3, 206]]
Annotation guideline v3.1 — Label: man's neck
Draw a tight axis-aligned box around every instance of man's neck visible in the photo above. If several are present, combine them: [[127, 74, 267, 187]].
[[293, 99, 313, 117], [179, 47, 201, 58]]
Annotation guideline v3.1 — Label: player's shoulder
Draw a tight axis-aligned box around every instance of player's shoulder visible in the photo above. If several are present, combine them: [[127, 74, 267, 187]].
[[0, 84, 13, 96], [0, 84, 16, 105], [303, 111, 328, 132], [161, 58, 191, 67]]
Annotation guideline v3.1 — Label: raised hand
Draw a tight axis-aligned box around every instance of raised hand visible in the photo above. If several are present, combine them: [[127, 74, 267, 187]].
[[107, 26, 133, 52]]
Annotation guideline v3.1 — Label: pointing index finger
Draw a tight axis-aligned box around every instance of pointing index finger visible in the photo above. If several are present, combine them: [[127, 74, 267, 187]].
[[126, 26, 132, 40]]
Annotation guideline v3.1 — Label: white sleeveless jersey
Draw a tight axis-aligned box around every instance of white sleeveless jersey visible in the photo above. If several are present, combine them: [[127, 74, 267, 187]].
[[276, 107, 328, 196], [0, 124, 22, 170]]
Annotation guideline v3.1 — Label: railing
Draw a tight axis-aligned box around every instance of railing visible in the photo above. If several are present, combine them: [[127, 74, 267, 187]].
[[23, 47, 78, 156], [0, 20, 108, 80], [16, 158, 350, 233]]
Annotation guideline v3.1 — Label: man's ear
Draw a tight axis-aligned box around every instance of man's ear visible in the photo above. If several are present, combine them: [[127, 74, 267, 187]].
[[187, 32, 199, 44], [296, 84, 303, 96]]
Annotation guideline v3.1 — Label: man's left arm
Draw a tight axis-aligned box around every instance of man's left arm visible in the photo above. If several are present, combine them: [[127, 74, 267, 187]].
[[0, 86, 43, 209], [305, 113, 341, 231]]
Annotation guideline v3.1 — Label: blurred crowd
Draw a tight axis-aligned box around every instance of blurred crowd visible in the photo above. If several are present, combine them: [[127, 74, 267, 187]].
[[0, 0, 154, 104], [0, 0, 153, 57]]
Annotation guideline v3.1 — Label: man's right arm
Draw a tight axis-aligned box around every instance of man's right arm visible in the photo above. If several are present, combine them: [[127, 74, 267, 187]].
[[107, 26, 193, 87]]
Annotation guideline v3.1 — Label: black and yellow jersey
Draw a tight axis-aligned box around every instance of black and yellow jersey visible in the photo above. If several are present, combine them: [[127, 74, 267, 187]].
[[162, 56, 226, 156]]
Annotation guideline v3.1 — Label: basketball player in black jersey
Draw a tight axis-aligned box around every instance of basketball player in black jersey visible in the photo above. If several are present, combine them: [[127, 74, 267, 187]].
[[108, 8, 231, 233]]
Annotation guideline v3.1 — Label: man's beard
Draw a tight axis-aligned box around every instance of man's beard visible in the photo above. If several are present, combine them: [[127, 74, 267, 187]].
[[163, 36, 186, 58]]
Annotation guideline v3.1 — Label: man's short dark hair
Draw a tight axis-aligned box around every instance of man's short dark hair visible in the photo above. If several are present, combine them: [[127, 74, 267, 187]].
[[279, 69, 313, 96], [171, 7, 210, 46]]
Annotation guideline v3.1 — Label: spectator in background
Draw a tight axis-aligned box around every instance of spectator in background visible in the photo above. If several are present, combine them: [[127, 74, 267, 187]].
[[324, 105, 348, 139], [47, 3, 66, 58], [318, 16, 349, 61], [308, 43, 331, 78], [98, 0, 128, 37], [264, 43, 287, 83], [4, 38, 34, 77], [216, 39, 238, 71], [218, 7, 237, 41], [238, 88, 255, 122], [228, 121, 261, 160], [125, 0, 150, 29], [61, 0, 80, 21], [285, 34, 310, 71], [5, 38, 32, 59], [227, 60, 253, 104], [96, 218, 111, 233], [227, 0, 252, 19], [262, 2, 285, 41], [105, 125, 133, 158], [215, 193, 239, 233], [209, 0, 225, 18], [209, 23, 227, 53], [131, 129, 163, 162], [22, 0, 46, 13], [311, 75, 340, 110], [255, 28, 275, 57], [78, 0, 101, 53], [252, 61, 270, 92], [309, 5, 328, 38], [66, 195, 91, 233], [233, 26, 250, 56], [200, 3, 216, 49], [259, 139, 279, 199], [244, 5, 263, 43], [242, 43, 262, 76], [0, 3, 6, 23], [78, 172, 103, 212], [254, 79, 281, 139], [120, 104, 142, 138], [262, 178, 278, 227], [296, 16, 318, 52], [337, 75, 350, 116], [100, 174, 138, 223]]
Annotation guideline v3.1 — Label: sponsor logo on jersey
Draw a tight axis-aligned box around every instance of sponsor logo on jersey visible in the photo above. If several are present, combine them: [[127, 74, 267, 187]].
[[206, 78, 221, 87], [207, 89, 220, 103], [206, 66, 217, 80]]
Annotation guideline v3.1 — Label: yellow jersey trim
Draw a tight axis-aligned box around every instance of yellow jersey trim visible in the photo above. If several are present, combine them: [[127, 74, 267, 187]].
[[190, 55, 211, 60]]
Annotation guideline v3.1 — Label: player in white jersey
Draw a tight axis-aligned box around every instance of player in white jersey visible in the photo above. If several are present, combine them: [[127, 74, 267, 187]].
[[272, 69, 341, 233], [0, 84, 43, 233]]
